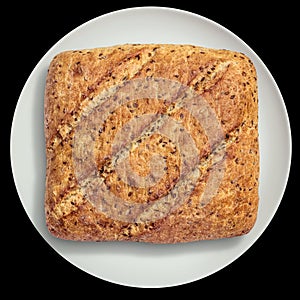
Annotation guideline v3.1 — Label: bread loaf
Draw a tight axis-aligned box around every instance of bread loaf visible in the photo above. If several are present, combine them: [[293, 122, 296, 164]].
[[44, 44, 259, 243]]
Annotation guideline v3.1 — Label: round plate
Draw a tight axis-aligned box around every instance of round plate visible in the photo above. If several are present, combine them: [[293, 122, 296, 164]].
[[10, 7, 291, 288]]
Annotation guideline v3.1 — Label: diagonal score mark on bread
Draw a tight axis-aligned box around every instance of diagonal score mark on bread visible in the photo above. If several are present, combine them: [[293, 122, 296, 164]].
[[46, 49, 231, 153]]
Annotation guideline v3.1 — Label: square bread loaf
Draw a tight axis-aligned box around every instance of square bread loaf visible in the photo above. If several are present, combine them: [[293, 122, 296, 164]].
[[44, 44, 259, 243]]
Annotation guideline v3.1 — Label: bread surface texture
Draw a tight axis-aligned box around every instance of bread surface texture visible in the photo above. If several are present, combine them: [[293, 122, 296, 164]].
[[44, 44, 259, 243]]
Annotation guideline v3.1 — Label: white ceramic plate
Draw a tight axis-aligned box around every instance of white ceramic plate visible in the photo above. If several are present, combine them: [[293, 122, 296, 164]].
[[10, 7, 291, 288]]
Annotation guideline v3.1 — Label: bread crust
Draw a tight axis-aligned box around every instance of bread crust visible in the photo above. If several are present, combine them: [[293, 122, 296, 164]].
[[44, 44, 259, 243]]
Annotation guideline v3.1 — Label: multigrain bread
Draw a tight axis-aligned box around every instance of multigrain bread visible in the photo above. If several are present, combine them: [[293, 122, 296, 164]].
[[44, 44, 259, 243]]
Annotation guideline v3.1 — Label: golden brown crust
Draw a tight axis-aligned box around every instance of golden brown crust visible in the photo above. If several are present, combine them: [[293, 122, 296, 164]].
[[44, 44, 259, 243]]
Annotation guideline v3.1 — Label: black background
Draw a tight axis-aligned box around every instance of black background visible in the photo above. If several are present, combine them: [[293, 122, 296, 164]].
[[5, 0, 297, 294]]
